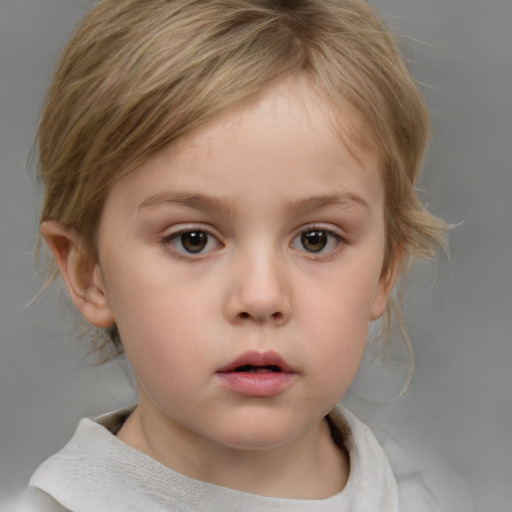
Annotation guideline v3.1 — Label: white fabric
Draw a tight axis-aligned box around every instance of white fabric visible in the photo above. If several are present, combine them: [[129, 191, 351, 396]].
[[20, 404, 398, 512], [15, 487, 69, 512]]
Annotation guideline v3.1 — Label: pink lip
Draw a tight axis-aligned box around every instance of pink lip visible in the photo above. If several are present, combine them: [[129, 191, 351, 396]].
[[216, 350, 295, 397], [217, 350, 294, 373]]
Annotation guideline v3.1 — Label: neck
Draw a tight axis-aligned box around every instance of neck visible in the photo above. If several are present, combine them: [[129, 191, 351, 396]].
[[116, 402, 349, 499]]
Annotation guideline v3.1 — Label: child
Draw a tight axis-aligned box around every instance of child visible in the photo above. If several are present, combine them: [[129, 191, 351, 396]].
[[22, 0, 445, 510]]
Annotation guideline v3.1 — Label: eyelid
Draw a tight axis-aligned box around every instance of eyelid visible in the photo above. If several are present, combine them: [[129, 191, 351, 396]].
[[292, 223, 347, 240]]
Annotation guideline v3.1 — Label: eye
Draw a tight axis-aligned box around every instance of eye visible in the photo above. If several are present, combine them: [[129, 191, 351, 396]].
[[291, 228, 343, 254], [165, 229, 221, 255]]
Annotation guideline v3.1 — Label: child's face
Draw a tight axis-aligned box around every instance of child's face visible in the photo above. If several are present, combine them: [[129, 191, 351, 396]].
[[93, 78, 392, 452]]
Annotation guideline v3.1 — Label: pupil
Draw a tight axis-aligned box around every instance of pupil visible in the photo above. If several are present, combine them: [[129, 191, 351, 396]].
[[182, 231, 207, 253], [301, 230, 327, 252]]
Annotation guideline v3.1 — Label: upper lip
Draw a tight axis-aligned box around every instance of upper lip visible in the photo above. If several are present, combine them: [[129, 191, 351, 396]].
[[217, 350, 294, 373]]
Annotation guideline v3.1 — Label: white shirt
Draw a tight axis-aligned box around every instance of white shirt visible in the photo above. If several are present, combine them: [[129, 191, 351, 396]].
[[19, 404, 399, 511]]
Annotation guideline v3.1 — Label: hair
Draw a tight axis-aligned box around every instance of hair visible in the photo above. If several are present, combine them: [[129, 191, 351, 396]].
[[38, 0, 446, 359]]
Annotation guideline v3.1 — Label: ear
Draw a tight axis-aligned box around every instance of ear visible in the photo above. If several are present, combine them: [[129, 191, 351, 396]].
[[370, 246, 403, 321], [40, 220, 115, 328]]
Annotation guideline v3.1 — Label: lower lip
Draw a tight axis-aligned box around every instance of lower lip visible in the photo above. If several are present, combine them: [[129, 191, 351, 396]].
[[216, 372, 293, 397]]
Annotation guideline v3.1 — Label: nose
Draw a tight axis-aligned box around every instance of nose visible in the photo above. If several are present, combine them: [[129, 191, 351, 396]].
[[225, 247, 292, 326]]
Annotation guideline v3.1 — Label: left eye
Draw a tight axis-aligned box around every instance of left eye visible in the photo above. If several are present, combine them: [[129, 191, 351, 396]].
[[291, 228, 342, 254], [166, 230, 220, 255]]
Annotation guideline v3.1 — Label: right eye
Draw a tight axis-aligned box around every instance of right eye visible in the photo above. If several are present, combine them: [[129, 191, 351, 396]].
[[164, 229, 221, 255]]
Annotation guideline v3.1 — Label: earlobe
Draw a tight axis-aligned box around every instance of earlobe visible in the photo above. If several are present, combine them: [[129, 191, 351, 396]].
[[40, 220, 115, 328], [370, 247, 403, 321]]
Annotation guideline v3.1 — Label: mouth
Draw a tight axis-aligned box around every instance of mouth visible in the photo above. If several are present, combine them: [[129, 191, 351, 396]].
[[232, 364, 283, 373], [216, 351, 294, 397], [217, 350, 294, 374]]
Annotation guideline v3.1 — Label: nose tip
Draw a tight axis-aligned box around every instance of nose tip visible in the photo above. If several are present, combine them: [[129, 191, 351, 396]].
[[226, 256, 292, 326]]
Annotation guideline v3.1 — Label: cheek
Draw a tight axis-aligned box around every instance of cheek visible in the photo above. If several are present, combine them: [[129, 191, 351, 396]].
[[295, 265, 381, 375], [114, 289, 203, 350], [297, 307, 368, 413], [117, 302, 209, 404], [299, 266, 381, 333], [108, 271, 218, 364]]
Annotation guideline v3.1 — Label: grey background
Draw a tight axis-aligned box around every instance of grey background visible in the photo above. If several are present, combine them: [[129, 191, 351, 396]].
[[1, 0, 511, 510]]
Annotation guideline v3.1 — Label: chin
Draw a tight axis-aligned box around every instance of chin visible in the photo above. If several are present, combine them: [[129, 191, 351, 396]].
[[211, 419, 305, 451]]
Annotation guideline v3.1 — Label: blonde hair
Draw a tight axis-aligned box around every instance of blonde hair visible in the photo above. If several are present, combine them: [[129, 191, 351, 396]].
[[38, 0, 446, 357]]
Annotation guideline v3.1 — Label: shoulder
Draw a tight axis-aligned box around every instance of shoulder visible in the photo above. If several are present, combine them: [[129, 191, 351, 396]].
[[377, 429, 473, 512], [9, 487, 69, 512], [328, 405, 400, 511], [335, 405, 472, 511], [329, 404, 394, 468], [27, 406, 139, 512]]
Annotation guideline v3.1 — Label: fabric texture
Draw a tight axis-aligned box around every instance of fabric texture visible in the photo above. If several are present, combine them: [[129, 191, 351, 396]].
[[20, 405, 399, 512]]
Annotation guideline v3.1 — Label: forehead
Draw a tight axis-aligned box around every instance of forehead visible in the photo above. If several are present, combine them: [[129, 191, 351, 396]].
[[103, 77, 384, 216], [181, 76, 376, 162]]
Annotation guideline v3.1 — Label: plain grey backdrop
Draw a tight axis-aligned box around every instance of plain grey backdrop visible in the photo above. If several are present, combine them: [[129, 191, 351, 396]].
[[1, 0, 511, 510]]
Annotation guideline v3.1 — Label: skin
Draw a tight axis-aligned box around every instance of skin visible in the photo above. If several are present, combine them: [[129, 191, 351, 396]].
[[41, 77, 399, 499]]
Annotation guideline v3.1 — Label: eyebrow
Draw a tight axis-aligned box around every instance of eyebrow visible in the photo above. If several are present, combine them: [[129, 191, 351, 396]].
[[282, 193, 369, 215], [138, 192, 239, 215], [138, 191, 368, 215]]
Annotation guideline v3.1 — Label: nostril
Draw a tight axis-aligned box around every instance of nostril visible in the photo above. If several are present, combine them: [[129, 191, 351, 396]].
[[237, 311, 283, 321]]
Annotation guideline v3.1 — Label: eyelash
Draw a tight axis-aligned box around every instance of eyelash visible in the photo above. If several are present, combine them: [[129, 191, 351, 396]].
[[160, 225, 346, 259], [290, 226, 346, 258]]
